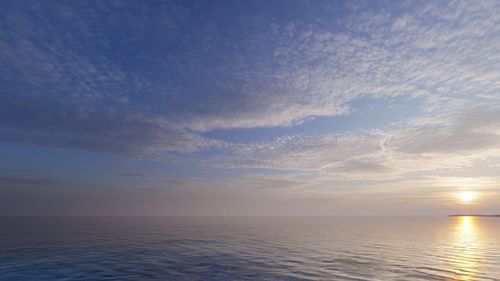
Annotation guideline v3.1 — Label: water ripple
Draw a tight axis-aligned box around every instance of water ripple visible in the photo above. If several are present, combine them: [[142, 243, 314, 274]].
[[1, 217, 499, 280]]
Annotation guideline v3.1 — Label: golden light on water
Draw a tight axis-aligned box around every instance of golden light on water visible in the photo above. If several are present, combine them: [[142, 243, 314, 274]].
[[451, 216, 481, 281], [456, 191, 477, 204], [456, 216, 476, 242]]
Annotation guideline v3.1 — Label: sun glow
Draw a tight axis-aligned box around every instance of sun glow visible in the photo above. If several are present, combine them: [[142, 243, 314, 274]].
[[457, 191, 477, 204]]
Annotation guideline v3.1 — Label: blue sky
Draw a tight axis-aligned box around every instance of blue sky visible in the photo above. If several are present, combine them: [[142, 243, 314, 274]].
[[1, 0, 500, 215]]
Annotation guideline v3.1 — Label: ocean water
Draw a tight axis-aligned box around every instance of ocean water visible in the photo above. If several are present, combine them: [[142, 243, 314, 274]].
[[1, 216, 499, 280]]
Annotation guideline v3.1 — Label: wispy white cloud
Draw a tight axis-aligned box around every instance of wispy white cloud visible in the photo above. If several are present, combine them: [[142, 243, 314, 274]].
[[210, 104, 500, 186]]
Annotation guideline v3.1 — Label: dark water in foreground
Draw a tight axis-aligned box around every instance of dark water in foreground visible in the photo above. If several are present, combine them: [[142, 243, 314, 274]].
[[1, 216, 499, 280]]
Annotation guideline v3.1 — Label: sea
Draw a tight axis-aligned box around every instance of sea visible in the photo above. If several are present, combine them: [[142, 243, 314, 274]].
[[1, 216, 499, 280]]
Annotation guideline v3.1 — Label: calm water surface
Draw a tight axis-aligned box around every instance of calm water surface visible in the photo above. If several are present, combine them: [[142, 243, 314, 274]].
[[1, 216, 499, 280]]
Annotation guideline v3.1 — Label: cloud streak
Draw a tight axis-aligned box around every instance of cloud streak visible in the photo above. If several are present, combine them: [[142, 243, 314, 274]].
[[0, 176, 58, 186]]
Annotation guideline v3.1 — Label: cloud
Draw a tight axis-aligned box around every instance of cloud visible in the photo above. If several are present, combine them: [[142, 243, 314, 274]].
[[224, 175, 312, 190], [0, 0, 499, 160], [0, 95, 218, 157], [0, 176, 58, 186], [216, 132, 385, 171], [0, 168, 27, 172], [334, 159, 391, 174], [393, 105, 500, 155], [210, 104, 500, 182], [119, 172, 147, 177]]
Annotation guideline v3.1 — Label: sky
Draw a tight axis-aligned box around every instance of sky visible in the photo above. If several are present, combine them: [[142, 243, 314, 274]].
[[1, 0, 499, 215]]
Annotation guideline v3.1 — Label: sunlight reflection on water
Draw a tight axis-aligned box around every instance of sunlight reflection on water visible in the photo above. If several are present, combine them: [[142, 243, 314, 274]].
[[0, 216, 499, 280], [451, 216, 481, 281]]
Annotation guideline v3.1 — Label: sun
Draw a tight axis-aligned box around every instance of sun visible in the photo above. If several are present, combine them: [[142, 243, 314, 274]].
[[457, 191, 476, 204]]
